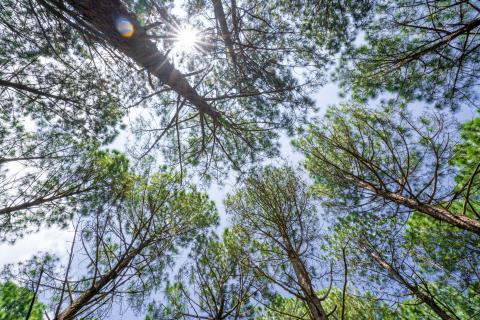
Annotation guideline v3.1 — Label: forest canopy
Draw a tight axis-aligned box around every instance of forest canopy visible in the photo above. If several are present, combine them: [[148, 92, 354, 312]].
[[0, 0, 479, 319]]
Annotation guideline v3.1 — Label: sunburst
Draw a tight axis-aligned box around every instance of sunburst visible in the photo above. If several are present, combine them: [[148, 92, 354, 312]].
[[172, 25, 200, 54]]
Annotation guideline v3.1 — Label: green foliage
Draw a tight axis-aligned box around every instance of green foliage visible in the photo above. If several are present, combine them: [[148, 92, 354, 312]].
[[450, 117, 480, 189], [0, 0, 124, 143], [295, 104, 450, 210], [1, 1, 480, 319], [290, 0, 374, 53], [256, 285, 480, 320], [0, 281, 44, 320], [225, 166, 323, 265], [405, 204, 480, 289], [336, 1, 480, 110], [255, 289, 399, 319], [155, 233, 259, 319], [0, 144, 132, 241], [396, 283, 480, 319], [5, 169, 219, 318]]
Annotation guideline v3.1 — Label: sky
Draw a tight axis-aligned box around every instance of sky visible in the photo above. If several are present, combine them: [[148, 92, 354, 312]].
[[1, 1, 478, 318], [1, 74, 476, 320]]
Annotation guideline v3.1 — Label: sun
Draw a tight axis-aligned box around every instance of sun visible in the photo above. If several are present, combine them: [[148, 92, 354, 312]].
[[173, 25, 199, 53]]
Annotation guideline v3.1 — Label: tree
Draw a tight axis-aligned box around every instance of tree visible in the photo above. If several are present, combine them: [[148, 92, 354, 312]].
[[0, 281, 45, 320], [225, 166, 334, 320], [21, 0, 300, 174], [0, 0, 123, 144], [326, 206, 480, 320], [296, 105, 480, 319], [255, 285, 480, 320], [2, 1, 480, 319], [405, 207, 480, 292], [295, 104, 480, 234], [336, 0, 480, 110], [150, 233, 262, 319], [0, 1, 135, 241], [5, 168, 218, 320]]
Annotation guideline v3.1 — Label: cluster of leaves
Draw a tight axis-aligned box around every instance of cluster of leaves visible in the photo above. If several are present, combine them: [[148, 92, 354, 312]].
[[336, 0, 480, 110], [0, 281, 45, 320]]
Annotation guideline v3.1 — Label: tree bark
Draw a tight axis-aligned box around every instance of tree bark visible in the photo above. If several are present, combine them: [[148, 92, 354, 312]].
[[354, 179, 480, 235], [282, 238, 327, 320], [212, 0, 237, 66]]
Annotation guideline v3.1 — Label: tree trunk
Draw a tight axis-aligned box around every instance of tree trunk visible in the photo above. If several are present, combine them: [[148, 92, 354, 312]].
[[282, 238, 327, 320], [56, 242, 147, 320], [212, 0, 238, 66], [355, 179, 480, 235]]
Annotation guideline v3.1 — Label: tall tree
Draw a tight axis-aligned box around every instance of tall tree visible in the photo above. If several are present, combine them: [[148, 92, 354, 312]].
[[4, 169, 218, 320], [296, 104, 480, 318], [9, 0, 371, 176], [150, 233, 262, 319], [0, 0, 128, 240], [295, 104, 480, 234], [225, 166, 334, 320], [26, 0, 301, 174], [0, 0, 124, 143], [327, 205, 479, 320], [255, 283, 480, 320], [0, 134, 130, 241]]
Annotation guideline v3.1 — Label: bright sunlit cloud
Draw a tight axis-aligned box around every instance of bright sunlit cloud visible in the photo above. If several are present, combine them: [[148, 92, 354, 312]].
[[173, 25, 200, 53]]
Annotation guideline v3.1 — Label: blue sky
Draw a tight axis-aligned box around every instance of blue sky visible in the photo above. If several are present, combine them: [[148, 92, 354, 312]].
[[1, 1, 478, 317]]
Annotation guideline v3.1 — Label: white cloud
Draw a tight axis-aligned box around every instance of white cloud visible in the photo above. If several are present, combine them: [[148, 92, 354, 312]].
[[0, 226, 73, 266]]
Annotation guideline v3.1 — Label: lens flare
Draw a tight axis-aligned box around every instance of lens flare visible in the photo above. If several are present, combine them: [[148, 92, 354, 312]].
[[115, 17, 134, 38]]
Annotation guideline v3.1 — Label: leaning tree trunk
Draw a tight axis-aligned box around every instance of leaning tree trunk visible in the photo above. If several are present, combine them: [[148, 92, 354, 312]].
[[56, 242, 147, 320], [353, 178, 480, 235], [42, 0, 222, 122]]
